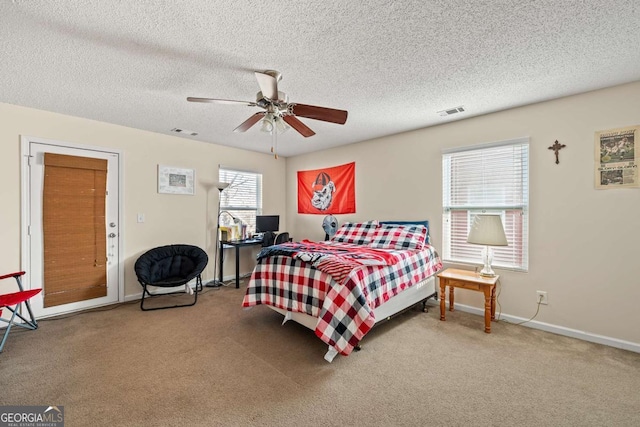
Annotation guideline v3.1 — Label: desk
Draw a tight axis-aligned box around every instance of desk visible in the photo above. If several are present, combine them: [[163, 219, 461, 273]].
[[437, 268, 499, 333], [219, 238, 263, 288]]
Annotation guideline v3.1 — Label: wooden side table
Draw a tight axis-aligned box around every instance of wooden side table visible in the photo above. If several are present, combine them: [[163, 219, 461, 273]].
[[437, 268, 499, 333]]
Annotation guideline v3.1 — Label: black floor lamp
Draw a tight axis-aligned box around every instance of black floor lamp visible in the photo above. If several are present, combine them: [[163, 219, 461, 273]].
[[206, 182, 229, 288]]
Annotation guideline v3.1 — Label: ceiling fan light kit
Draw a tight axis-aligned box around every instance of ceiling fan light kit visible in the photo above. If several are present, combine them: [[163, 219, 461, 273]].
[[260, 113, 290, 134], [188, 70, 348, 158]]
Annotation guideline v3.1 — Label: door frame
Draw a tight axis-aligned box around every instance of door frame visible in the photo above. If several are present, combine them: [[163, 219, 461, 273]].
[[20, 135, 125, 316]]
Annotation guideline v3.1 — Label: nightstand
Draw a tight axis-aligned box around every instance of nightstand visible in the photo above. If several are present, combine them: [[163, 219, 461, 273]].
[[437, 268, 499, 333]]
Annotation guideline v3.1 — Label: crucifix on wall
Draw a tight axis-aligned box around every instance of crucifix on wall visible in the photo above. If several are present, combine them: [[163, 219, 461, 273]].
[[548, 140, 566, 164]]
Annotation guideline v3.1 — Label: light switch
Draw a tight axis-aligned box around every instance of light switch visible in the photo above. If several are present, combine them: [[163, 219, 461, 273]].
[[137, 213, 145, 223]]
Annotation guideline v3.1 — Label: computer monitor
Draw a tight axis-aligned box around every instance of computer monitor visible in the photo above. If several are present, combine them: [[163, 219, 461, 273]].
[[256, 215, 279, 233]]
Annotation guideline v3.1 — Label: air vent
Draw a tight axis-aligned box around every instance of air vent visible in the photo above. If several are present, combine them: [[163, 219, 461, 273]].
[[437, 106, 465, 117], [170, 128, 198, 136]]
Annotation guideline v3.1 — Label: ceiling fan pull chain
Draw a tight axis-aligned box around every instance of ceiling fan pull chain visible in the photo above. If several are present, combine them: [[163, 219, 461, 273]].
[[273, 128, 278, 159], [270, 128, 274, 154]]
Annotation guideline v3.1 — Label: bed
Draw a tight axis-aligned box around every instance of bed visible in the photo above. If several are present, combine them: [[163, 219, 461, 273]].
[[242, 220, 443, 362]]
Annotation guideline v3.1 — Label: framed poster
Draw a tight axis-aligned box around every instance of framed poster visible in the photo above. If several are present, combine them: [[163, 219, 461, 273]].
[[158, 165, 195, 195], [595, 125, 639, 189]]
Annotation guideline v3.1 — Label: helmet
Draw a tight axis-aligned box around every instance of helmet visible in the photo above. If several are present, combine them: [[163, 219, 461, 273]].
[[312, 172, 332, 191]]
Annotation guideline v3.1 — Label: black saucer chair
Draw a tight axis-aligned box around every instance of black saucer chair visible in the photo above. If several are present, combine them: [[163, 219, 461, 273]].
[[134, 244, 208, 311]]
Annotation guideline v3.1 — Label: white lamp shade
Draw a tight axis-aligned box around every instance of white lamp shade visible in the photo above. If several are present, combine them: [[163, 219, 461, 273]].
[[275, 116, 289, 133], [467, 214, 508, 246], [260, 118, 274, 133], [214, 182, 229, 191]]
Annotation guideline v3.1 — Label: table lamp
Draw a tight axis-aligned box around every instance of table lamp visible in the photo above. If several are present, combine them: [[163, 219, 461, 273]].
[[220, 210, 242, 240], [466, 214, 508, 277]]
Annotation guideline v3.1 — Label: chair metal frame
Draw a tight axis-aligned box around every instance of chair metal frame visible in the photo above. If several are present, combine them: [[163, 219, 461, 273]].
[[138, 276, 203, 311], [0, 271, 41, 353]]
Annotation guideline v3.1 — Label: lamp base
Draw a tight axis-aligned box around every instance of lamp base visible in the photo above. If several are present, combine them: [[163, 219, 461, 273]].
[[479, 269, 497, 278], [479, 246, 497, 277]]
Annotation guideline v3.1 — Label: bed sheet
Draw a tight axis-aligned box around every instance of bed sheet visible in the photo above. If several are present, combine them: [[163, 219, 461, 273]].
[[242, 240, 442, 356]]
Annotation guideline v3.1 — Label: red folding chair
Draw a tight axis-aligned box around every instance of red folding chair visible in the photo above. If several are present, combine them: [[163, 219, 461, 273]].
[[0, 271, 41, 352]]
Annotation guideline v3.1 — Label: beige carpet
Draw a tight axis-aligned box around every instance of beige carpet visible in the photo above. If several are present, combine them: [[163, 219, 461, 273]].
[[1, 283, 639, 427]]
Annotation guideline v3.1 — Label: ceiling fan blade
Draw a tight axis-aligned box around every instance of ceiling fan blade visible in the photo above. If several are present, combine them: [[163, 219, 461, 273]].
[[283, 115, 316, 138], [254, 71, 279, 100], [187, 97, 256, 106], [289, 103, 348, 125], [233, 112, 265, 133]]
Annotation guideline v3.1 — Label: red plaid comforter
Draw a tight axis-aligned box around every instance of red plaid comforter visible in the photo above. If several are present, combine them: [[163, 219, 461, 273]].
[[242, 240, 442, 356]]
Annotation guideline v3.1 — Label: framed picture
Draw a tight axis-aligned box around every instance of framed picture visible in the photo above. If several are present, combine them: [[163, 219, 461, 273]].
[[595, 125, 639, 189], [158, 165, 195, 195]]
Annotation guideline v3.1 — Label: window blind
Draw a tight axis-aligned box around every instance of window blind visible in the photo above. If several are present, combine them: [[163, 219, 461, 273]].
[[43, 153, 108, 307], [219, 168, 263, 230], [442, 139, 529, 271]]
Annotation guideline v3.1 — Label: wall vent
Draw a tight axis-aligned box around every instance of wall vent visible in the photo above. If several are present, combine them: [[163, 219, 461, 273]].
[[437, 106, 465, 117], [170, 128, 198, 136]]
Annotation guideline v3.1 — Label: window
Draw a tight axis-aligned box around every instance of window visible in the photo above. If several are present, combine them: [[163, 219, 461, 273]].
[[442, 138, 529, 271], [219, 168, 262, 231]]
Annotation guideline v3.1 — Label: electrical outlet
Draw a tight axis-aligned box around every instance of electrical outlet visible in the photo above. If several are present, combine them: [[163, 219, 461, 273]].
[[137, 213, 145, 223], [536, 290, 548, 305]]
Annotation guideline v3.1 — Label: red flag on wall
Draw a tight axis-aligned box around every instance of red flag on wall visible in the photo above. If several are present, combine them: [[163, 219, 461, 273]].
[[297, 162, 356, 214]]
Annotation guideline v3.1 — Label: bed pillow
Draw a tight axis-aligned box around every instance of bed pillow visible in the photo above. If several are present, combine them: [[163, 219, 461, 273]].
[[332, 221, 379, 245], [380, 220, 430, 244], [370, 224, 428, 250]]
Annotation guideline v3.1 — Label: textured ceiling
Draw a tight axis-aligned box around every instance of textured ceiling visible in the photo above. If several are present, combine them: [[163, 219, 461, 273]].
[[2, 1, 639, 157]]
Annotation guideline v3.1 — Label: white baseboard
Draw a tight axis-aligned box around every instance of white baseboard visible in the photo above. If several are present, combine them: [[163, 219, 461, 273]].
[[428, 300, 640, 353]]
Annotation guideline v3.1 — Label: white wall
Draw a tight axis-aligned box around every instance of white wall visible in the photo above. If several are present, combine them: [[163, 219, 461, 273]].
[[286, 81, 640, 348], [0, 102, 286, 298]]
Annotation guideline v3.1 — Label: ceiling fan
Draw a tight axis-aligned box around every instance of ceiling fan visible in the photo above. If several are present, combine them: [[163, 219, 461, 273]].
[[187, 70, 348, 138]]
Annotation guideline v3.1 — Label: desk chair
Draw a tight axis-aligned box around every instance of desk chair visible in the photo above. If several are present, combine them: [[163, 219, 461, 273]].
[[274, 232, 290, 245], [0, 271, 41, 353]]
